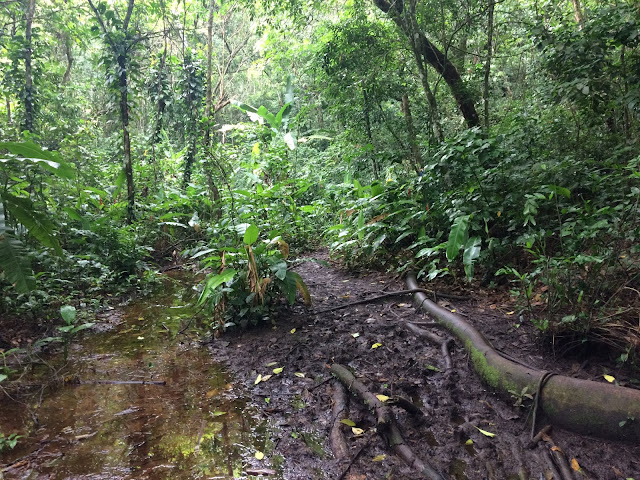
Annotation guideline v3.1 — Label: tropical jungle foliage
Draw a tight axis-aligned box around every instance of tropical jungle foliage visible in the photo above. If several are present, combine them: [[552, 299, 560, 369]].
[[1, 0, 639, 367]]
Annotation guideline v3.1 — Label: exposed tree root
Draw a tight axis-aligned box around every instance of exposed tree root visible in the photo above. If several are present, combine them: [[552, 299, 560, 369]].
[[406, 273, 640, 442], [406, 322, 455, 371], [329, 381, 350, 461], [330, 363, 446, 480]]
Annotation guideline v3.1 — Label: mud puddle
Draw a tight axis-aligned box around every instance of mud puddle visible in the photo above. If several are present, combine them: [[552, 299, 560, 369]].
[[0, 271, 278, 479]]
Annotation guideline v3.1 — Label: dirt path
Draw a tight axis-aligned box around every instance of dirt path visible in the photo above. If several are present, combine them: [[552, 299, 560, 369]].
[[211, 252, 640, 479]]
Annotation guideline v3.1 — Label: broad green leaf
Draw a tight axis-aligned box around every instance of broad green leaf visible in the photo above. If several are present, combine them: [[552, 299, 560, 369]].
[[243, 224, 259, 245], [463, 236, 482, 280], [257, 105, 277, 128], [446, 215, 470, 261], [197, 269, 237, 306], [2, 193, 63, 256], [0, 374, 7, 383], [284, 271, 311, 305], [60, 305, 76, 324], [0, 141, 75, 179], [341, 419, 356, 427], [0, 205, 34, 293], [283, 132, 297, 150]]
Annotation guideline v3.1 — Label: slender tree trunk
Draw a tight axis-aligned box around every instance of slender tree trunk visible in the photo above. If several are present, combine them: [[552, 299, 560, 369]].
[[402, 94, 422, 173], [373, 0, 480, 128], [362, 86, 380, 180], [411, 47, 444, 143], [62, 32, 73, 83], [118, 53, 135, 224], [483, 0, 495, 129], [23, 0, 36, 133], [571, 0, 585, 29], [205, 0, 215, 147], [6, 97, 11, 125]]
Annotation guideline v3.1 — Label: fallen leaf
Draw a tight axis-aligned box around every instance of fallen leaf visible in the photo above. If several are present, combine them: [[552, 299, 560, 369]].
[[571, 458, 580, 471], [465, 439, 473, 445], [255, 450, 264, 460], [265, 362, 277, 367], [506, 311, 515, 315], [352, 427, 364, 436], [372, 454, 386, 462], [351, 332, 360, 338], [397, 303, 406, 307], [551, 446, 563, 453], [261, 374, 272, 382], [290, 328, 296, 334], [604, 374, 615, 383], [376, 394, 390, 402], [341, 419, 356, 427], [489, 304, 497, 310], [254, 374, 263, 385], [475, 426, 496, 438], [294, 372, 305, 378], [205, 389, 218, 398], [371, 343, 382, 349], [273, 367, 284, 374], [342, 280, 350, 283], [211, 410, 226, 417], [137, 336, 144, 340]]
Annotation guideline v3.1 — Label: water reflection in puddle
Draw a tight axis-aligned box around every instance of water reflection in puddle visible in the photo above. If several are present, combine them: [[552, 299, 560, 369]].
[[0, 272, 277, 479]]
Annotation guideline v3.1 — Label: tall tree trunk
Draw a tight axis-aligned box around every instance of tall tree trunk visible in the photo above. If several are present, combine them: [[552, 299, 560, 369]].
[[205, 0, 215, 148], [118, 53, 135, 224], [6, 97, 11, 125], [362, 86, 380, 180], [483, 0, 495, 129], [62, 32, 73, 84], [23, 0, 36, 133], [402, 94, 422, 174], [410, 45, 444, 142], [373, 0, 480, 129], [571, 0, 585, 29]]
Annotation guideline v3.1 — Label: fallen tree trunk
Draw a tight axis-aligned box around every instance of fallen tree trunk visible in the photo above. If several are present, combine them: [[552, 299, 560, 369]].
[[406, 273, 640, 442]]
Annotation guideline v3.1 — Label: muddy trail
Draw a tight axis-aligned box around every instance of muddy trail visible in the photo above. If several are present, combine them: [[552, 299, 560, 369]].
[[213, 253, 640, 479], [1, 257, 640, 479]]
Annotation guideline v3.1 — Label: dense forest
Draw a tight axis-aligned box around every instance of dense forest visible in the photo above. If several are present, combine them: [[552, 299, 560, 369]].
[[1, 0, 640, 475]]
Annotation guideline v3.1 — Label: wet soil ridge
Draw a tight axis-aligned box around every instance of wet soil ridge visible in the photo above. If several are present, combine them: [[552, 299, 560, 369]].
[[407, 273, 640, 442]]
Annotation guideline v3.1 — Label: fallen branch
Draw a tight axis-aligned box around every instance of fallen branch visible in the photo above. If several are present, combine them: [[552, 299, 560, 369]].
[[314, 288, 468, 315], [407, 272, 640, 442], [406, 323, 454, 371], [330, 381, 350, 461], [70, 379, 167, 386], [330, 363, 446, 480]]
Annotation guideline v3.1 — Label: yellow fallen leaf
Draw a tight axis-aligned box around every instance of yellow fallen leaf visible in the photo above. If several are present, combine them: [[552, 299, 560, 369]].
[[506, 311, 515, 315], [376, 394, 390, 402], [211, 410, 226, 417], [352, 427, 364, 436], [341, 419, 356, 427], [261, 374, 272, 382], [342, 280, 349, 283], [294, 372, 305, 378], [497, 211, 501, 217], [571, 458, 580, 471], [465, 439, 473, 445], [351, 332, 360, 338], [604, 374, 615, 383], [205, 389, 218, 399], [254, 374, 263, 385], [265, 362, 277, 367], [273, 367, 284, 374], [475, 426, 496, 438], [255, 450, 264, 460], [398, 303, 406, 307], [372, 454, 386, 462], [450, 309, 456, 313], [371, 343, 382, 349], [290, 328, 296, 334]]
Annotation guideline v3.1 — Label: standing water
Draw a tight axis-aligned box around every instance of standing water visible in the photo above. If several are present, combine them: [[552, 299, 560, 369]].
[[0, 271, 277, 479]]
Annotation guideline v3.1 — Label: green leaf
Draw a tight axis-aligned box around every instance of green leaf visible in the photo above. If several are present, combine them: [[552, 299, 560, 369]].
[[283, 132, 297, 150], [282, 271, 311, 305], [0, 141, 75, 179], [446, 215, 470, 262], [2, 193, 63, 256], [0, 204, 34, 293], [463, 236, 482, 280], [243, 224, 259, 245], [60, 305, 77, 324], [197, 269, 237, 306]]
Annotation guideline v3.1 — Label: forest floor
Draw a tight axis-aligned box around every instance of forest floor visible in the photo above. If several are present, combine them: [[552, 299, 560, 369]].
[[213, 250, 640, 480]]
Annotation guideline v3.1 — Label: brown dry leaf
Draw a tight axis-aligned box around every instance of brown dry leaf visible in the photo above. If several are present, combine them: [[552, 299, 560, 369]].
[[345, 475, 366, 480], [366, 213, 389, 225], [551, 446, 563, 453], [205, 389, 218, 399], [489, 304, 497, 310], [611, 466, 623, 476]]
